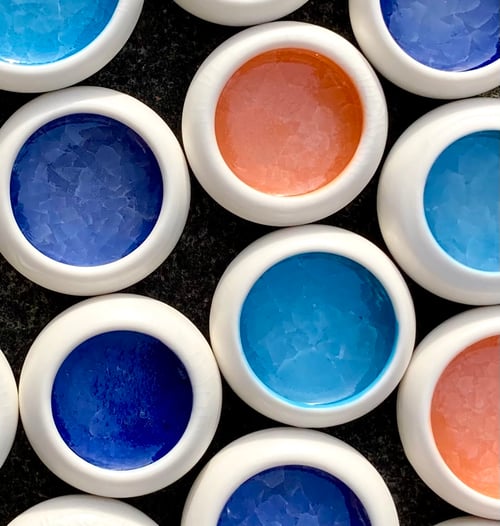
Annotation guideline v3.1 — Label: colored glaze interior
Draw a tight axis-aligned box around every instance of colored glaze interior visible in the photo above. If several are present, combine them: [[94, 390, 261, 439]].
[[423, 130, 500, 272], [431, 335, 500, 498], [11, 113, 163, 266], [0, 0, 119, 65], [239, 252, 398, 406], [215, 48, 364, 196], [380, 0, 500, 71], [218, 465, 371, 526], [51, 330, 193, 470]]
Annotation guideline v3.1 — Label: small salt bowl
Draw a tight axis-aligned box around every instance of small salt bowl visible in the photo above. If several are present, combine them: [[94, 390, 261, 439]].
[[0, 86, 190, 296], [0, 349, 18, 469], [182, 428, 399, 526], [174, 0, 309, 26], [210, 225, 415, 427], [433, 519, 500, 526], [18, 294, 222, 498], [0, 0, 144, 92], [182, 21, 387, 226], [398, 306, 500, 520], [8, 494, 158, 526], [349, 0, 500, 98], [378, 98, 500, 305]]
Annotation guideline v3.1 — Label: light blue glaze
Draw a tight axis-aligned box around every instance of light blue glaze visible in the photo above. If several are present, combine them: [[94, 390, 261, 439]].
[[11, 113, 163, 267], [239, 253, 398, 406], [381, 0, 500, 71], [218, 465, 371, 526], [52, 331, 193, 470], [0, 0, 119, 65], [424, 130, 500, 272]]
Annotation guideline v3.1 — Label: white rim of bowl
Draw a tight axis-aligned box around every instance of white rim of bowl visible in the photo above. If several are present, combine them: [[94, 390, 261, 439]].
[[182, 21, 388, 226], [433, 518, 500, 526], [182, 427, 399, 526], [0, 86, 190, 296], [8, 494, 158, 526], [349, 0, 500, 99], [377, 98, 500, 305], [210, 224, 416, 427], [397, 306, 500, 520], [0, 350, 18, 469], [0, 0, 144, 93], [174, 0, 309, 26], [18, 294, 222, 498]]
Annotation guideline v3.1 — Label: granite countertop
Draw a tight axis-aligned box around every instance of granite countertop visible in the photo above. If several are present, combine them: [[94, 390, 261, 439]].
[[0, 1, 498, 525]]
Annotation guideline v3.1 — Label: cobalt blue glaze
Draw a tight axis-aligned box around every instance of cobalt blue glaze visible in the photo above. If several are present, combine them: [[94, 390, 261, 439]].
[[51, 331, 193, 470], [424, 130, 500, 272], [11, 113, 163, 266], [218, 465, 371, 526], [0, 0, 119, 65], [380, 0, 500, 71], [239, 253, 398, 406]]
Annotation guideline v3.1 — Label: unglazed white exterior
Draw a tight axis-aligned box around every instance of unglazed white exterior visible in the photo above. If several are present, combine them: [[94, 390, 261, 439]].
[[397, 306, 500, 520], [8, 495, 158, 526], [377, 98, 500, 305], [210, 225, 416, 427], [0, 350, 18, 469], [19, 294, 222, 498], [182, 22, 388, 226], [174, 0, 309, 26], [349, 0, 500, 98], [433, 518, 500, 526], [0, 0, 143, 92], [0, 87, 190, 296], [182, 428, 399, 526]]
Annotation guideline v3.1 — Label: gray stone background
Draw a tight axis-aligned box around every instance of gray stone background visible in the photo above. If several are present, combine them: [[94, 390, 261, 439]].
[[0, 1, 498, 524]]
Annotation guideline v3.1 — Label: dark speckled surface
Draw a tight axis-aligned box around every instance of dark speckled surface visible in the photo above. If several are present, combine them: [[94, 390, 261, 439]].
[[0, 1, 498, 525]]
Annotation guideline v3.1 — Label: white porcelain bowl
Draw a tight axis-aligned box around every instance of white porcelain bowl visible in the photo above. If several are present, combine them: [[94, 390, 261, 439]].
[[398, 306, 500, 519], [378, 98, 500, 305], [0, 350, 18, 469], [349, 0, 500, 98], [0, 0, 144, 93], [183, 21, 387, 226], [174, 0, 309, 26], [182, 428, 399, 526], [433, 518, 500, 526], [210, 225, 415, 427], [0, 86, 190, 296], [8, 495, 158, 525], [19, 294, 222, 498]]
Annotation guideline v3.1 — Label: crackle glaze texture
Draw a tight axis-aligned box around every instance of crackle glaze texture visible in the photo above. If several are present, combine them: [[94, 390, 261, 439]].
[[0, 0, 118, 65], [423, 130, 500, 272], [11, 113, 163, 266], [380, 0, 500, 71], [217, 465, 371, 526], [215, 48, 363, 196], [431, 335, 500, 498], [239, 253, 398, 406], [51, 331, 193, 470]]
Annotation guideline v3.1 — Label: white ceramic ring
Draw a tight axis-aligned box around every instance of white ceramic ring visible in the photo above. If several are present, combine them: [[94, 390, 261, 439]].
[[349, 0, 500, 99], [19, 294, 222, 498], [0, 349, 18, 469], [433, 518, 500, 526], [210, 225, 415, 427], [182, 21, 387, 226], [377, 98, 500, 305], [174, 0, 309, 26], [182, 428, 399, 526], [8, 495, 158, 525], [0, 86, 190, 296], [397, 306, 500, 519], [0, 0, 144, 93]]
